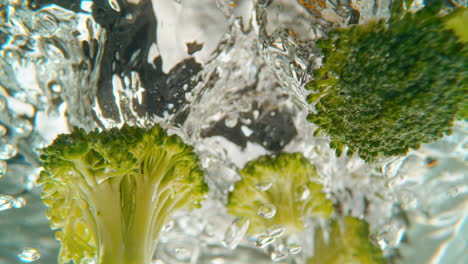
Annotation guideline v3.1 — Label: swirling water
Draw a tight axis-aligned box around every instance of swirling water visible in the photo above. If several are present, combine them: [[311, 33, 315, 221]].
[[0, 0, 466, 263]]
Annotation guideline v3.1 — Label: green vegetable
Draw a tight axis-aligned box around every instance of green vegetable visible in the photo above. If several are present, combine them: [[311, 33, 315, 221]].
[[227, 153, 333, 236], [38, 125, 208, 264], [308, 216, 387, 264], [306, 2, 468, 161]]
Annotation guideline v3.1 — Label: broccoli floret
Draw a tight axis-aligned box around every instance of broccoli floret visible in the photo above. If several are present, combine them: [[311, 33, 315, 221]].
[[306, 3, 468, 161], [227, 153, 333, 236], [38, 125, 208, 264], [308, 216, 387, 264]]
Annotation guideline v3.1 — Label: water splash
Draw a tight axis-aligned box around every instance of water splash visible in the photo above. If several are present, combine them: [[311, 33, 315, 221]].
[[0, 1, 466, 264]]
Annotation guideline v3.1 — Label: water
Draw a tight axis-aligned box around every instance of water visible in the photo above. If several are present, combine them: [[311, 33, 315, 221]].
[[0, 0, 467, 263]]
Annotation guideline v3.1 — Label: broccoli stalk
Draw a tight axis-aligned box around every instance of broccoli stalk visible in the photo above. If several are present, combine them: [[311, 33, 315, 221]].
[[308, 216, 387, 264], [306, 2, 467, 161], [227, 153, 333, 236], [38, 125, 208, 264]]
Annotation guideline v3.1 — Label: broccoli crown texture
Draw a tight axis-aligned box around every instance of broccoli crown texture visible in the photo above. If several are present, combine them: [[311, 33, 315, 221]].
[[306, 3, 467, 161], [227, 153, 333, 236], [38, 125, 208, 264], [308, 216, 387, 264]]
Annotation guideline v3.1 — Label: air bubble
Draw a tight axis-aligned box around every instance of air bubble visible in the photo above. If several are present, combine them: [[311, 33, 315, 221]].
[[258, 203, 276, 218], [0, 160, 7, 177], [257, 0, 272, 8], [225, 116, 238, 128], [42, 41, 66, 59], [271, 250, 288, 262], [253, 110, 260, 119], [0, 194, 15, 211], [172, 247, 191, 261], [0, 96, 6, 111], [0, 125, 7, 137], [223, 218, 249, 249], [108, 0, 121, 12], [13, 196, 27, 208], [14, 118, 33, 137], [255, 182, 272, 191], [164, 238, 199, 262], [240, 125, 253, 136], [12, 35, 28, 46], [4, 49, 21, 64], [0, 141, 18, 160], [34, 10, 58, 37], [79, 258, 96, 264], [267, 225, 285, 237], [48, 81, 62, 93], [287, 244, 302, 254], [255, 234, 275, 248], [274, 59, 282, 69], [17, 247, 41, 262], [295, 184, 310, 201], [125, 13, 134, 21], [162, 220, 175, 232]]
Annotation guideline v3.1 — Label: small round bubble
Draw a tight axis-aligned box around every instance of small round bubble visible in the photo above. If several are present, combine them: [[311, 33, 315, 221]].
[[257, 203, 276, 218], [14, 118, 33, 137], [0, 141, 18, 160]]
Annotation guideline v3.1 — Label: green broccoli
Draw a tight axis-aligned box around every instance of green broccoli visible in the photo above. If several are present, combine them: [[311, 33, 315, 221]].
[[308, 216, 387, 264], [306, 2, 468, 161], [38, 125, 208, 264], [227, 153, 333, 237]]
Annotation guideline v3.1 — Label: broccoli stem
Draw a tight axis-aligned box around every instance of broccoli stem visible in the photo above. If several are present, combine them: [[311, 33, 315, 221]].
[[123, 176, 177, 263], [73, 158, 127, 264], [122, 184, 154, 264], [89, 179, 126, 264]]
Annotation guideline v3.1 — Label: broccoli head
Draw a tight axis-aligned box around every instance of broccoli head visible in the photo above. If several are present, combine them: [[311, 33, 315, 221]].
[[306, 3, 468, 161], [227, 153, 333, 236], [38, 125, 208, 264], [308, 216, 387, 264]]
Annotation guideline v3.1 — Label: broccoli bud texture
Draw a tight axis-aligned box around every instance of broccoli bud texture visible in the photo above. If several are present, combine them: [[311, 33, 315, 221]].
[[227, 153, 333, 236], [306, 3, 467, 161], [38, 125, 208, 264]]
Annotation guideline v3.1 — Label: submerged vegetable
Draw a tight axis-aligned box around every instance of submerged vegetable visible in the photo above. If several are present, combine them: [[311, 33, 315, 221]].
[[38, 125, 208, 264], [306, 2, 467, 161], [308, 216, 387, 264], [227, 152, 333, 236]]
